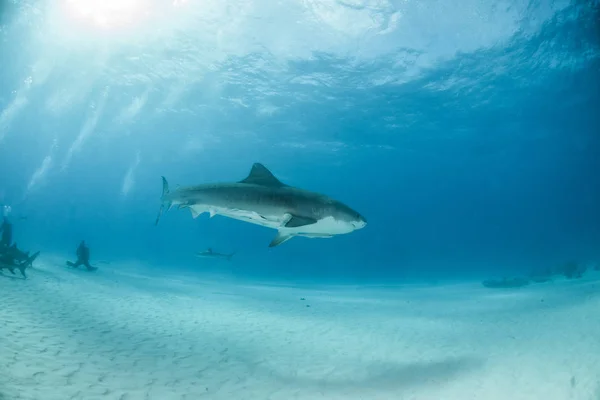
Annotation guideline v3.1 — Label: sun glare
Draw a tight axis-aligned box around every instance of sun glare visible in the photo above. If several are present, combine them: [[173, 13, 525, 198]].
[[63, 0, 148, 30]]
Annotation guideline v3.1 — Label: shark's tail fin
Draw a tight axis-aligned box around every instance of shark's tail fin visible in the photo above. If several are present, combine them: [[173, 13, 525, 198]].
[[17, 251, 38, 278], [25, 251, 39, 267], [28, 251, 40, 266], [19, 251, 40, 277], [155, 176, 172, 226]]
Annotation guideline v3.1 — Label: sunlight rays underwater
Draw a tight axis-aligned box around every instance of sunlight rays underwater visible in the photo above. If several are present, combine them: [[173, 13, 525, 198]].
[[0, 0, 599, 399]]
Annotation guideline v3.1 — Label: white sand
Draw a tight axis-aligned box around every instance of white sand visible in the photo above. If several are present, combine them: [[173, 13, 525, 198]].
[[1, 257, 599, 400]]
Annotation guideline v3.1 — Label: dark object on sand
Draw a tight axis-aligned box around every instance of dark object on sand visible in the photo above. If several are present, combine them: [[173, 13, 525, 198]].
[[0, 246, 40, 278], [0, 217, 41, 278], [482, 277, 530, 289], [559, 261, 585, 279], [66, 240, 97, 271]]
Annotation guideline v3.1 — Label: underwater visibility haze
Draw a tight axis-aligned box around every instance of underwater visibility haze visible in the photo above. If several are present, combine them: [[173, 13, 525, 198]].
[[0, 0, 599, 399]]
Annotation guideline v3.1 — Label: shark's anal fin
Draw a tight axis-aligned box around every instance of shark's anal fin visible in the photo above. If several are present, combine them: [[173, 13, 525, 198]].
[[284, 215, 317, 228], [269, 232, 295, 247], [209, 209, 216, 218], [239, 163, 287, 187]]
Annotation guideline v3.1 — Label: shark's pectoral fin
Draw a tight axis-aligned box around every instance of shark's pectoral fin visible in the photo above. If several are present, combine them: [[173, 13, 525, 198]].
[[269, 232, 295, 247], [284, 214, 317, 228]]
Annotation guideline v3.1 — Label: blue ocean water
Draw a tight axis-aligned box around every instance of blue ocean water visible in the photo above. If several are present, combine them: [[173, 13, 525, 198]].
[[2, 2, 600, 399], [0, 0, 598, 284]]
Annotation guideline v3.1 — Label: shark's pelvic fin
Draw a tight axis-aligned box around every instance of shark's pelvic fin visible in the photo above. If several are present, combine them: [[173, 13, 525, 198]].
[[284, 215, 317, 228], [239, 163, 286, 187], [269, 232, 295, 247]]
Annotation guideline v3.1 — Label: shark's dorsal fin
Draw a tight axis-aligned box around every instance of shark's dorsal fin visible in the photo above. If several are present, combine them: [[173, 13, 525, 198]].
[[239, 163, 286, 187]]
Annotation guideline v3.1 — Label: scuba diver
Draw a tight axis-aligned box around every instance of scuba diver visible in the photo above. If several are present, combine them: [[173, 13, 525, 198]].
[[1, 216, 13, 248], [66, 240, 97, 271]]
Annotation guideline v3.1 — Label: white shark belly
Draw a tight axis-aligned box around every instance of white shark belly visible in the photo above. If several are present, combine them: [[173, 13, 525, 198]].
[[189, 204, 283, 229], [187, 206, 353, 239], [280, 216, 353, 237]]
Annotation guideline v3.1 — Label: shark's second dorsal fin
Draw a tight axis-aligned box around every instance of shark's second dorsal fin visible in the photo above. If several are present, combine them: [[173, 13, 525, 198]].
[[239, 163, 286, 187]]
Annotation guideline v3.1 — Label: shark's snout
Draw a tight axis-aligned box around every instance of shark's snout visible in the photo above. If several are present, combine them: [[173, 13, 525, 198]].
[[352, 215, 367, 229]]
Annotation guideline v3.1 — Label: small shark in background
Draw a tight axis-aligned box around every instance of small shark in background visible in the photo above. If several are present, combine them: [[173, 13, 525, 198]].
[[155, 163, 367, 247], [195, 248, 235, 261]]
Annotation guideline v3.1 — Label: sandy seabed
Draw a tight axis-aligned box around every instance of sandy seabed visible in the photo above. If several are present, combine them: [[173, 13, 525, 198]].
[[1, 256, 599, 400]]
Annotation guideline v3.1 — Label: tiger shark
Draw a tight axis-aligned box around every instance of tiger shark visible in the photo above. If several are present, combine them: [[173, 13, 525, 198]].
[[155, 163, 367, 247]]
